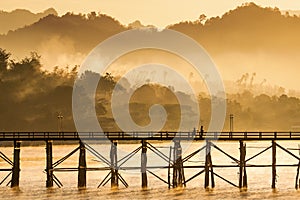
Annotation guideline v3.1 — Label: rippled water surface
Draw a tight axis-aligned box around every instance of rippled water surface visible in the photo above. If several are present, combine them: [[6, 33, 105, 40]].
[[0, 141, 299, 199]]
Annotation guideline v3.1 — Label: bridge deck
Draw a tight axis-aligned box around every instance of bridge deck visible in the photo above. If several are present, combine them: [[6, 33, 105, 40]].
[[0, 131, 299, 141]]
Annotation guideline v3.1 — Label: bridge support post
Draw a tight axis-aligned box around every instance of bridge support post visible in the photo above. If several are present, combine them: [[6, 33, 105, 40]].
[[204, 140, 214, 188], [172, 140, 185, 188], [239, 140, 247, 189], [141, 140, 147, 188], [168, 146, 172, 189], [78, 141, 86, 188], [46, 140, 53, 187], [11, 141, 21, 187], [296, 160, 300, 189], [296, 144, 300, 189], [272, 140, 276, 189], [110, 141, 118, 188]]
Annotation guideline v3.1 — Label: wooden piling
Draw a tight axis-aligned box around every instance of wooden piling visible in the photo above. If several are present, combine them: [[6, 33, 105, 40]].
[[172, 144, 177, 187], [243, 144, 247, 188], [168, 146, 172, 189], [11, 141, 21, 187], [295, 161, 300, 189], [204, 140, 210, 188], [46, 140, 53, 187], [239, 140, 247, 189], [172, 140, 185, 187], [272, 140, 276, 189], [239, 141, 243, 188], [110, 141, 118, 188], [204, 140, 215, 188], [78, 141, 86, 188], [208, 150, 215, 188], [141, 140, 147, 188]]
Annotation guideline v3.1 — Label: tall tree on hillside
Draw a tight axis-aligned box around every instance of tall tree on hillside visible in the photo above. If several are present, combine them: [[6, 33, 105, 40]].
[[0, 48, 10, 74]]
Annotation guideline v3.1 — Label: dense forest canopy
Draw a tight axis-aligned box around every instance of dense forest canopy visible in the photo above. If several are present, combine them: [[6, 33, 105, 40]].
[[0, 48, 300, 132]]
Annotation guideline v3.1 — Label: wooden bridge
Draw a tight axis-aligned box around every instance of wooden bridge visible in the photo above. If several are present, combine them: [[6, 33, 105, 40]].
[[0, 130, 300, 140], [1, 130, 300, 190]]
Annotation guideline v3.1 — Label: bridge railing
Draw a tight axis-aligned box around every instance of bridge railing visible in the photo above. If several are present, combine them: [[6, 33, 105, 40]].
[[0, 131, 300, 140], [215, 131, 300, 140]]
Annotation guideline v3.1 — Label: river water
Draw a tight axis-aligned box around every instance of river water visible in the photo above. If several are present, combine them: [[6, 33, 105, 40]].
[[0, 141, 300, 199]]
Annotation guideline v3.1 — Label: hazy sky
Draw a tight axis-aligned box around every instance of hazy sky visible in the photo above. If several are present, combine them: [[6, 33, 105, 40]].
[[2, 0, 300, 27]]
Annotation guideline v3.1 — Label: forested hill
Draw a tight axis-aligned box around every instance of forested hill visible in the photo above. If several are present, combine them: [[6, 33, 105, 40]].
[[1, 3, 300, 90], [0, 8, 57, 34], [0, 12, 127, 58], [1, 3, 300, 57]]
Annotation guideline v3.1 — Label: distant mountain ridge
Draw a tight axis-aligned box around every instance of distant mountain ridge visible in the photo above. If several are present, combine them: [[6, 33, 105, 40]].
[[168, 3, 300, 54], [0, 3, 300, 90], [2, 3, 300, 56], [0, 12, 127, 68], [0, 8, 57, 34]]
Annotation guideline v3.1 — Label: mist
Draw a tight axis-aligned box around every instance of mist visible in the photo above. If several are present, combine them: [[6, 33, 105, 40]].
[[1, 49, 300, 132], [1, 3, 300, 131]]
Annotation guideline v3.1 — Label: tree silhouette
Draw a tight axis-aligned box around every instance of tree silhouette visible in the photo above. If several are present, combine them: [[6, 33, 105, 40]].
[[0, 48, 10, 74]]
